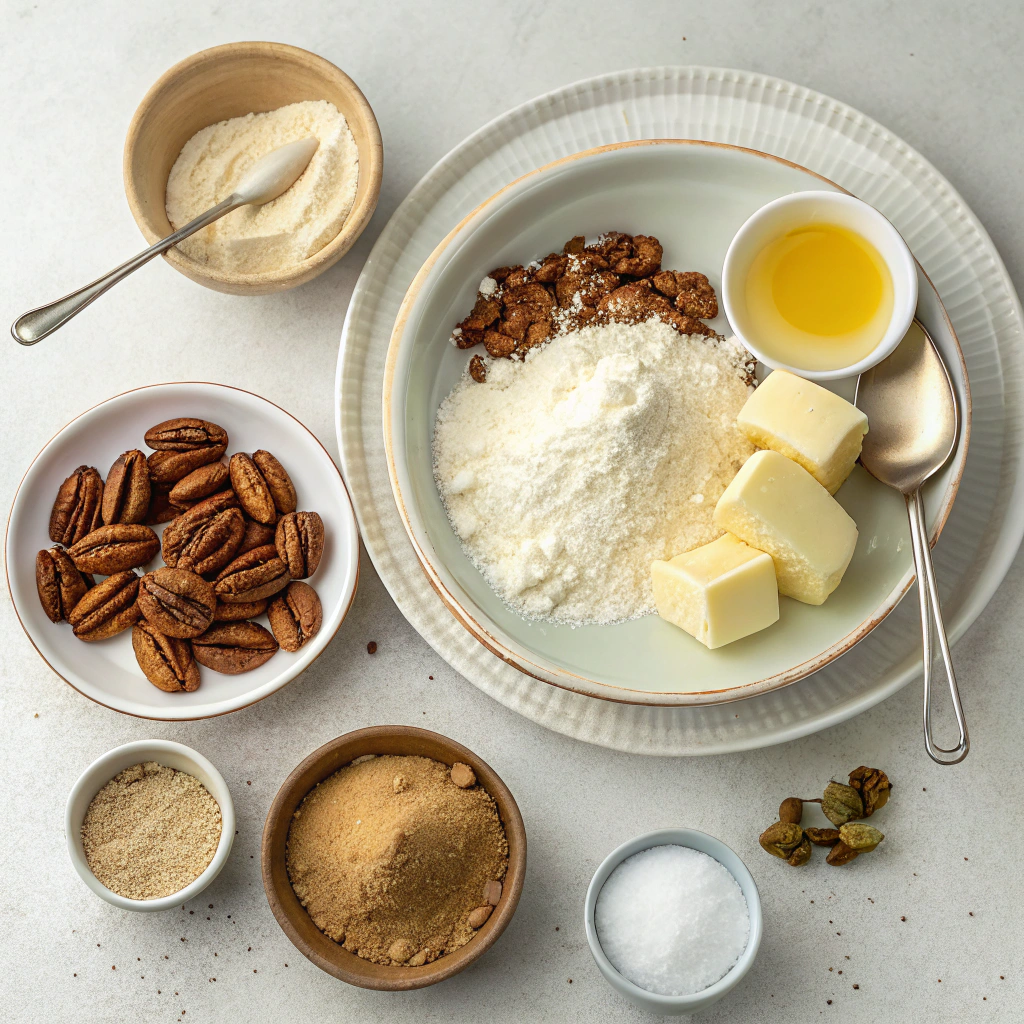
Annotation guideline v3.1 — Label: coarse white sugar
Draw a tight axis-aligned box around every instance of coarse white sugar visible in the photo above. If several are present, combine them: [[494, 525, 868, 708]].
[[595, 845, 749, 997]]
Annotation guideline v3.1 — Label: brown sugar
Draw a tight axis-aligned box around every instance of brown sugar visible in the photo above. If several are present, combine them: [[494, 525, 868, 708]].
[[286, 754, 509, 966], [81, 762, 221, 900]]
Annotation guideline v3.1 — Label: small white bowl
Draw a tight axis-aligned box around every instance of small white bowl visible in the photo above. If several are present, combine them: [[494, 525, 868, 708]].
[[65, 740, 235, 912], [722, 190, 918, 380], [584, 828, 762, 1016]]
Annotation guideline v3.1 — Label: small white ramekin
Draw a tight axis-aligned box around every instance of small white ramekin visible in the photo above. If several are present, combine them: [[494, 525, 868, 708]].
[[65, 740, 235, 912], [584, 828, 762, 1016], [722, 190, 918, 381]]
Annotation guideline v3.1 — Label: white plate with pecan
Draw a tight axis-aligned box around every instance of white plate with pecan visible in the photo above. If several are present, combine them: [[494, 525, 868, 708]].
[[6, 382, 359, 720], [382, 140, 970, 706]]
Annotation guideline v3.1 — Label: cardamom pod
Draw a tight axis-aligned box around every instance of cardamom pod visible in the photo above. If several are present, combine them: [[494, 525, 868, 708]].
[[822, 781, 864, 826], [848, 766, 892, 816], [805, 827, 842, 847], [759, 821, 804, 859], [826, 841, 860, 866], [779, 797, 803, 825], [787, 836, 813, 867], [839, 822, 884, 853]]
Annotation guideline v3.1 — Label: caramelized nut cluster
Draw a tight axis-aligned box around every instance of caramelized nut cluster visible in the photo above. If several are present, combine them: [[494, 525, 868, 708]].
[[452, 232, 721, 381]]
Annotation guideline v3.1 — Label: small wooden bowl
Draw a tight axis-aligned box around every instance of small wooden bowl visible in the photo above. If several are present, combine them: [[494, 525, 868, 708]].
[[123, 42, 383, 295], [261, 726, 527, 990]]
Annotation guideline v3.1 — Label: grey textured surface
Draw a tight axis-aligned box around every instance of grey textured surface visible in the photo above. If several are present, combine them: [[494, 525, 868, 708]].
[[1, 1, 1022, 1021]]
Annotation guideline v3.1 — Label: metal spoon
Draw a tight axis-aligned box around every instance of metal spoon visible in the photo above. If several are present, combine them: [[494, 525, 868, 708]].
[[856, 319, 968, 765], [11, 136, 320, 345]]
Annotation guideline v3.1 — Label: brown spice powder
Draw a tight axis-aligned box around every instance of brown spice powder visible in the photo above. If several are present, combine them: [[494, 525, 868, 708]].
[[81, 762, 222, 900], [286, 754, 509, 966]]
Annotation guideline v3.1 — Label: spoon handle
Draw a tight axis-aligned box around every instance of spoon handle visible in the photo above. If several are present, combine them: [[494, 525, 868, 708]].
[[906, 489, 969, 765], [11, 195, 240, 346]]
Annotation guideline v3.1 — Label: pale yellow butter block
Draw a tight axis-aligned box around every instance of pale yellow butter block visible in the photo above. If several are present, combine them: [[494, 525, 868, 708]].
[[714, 450, 858, 606], [652, 534, 779, 649], [736, 369, 868, 494]]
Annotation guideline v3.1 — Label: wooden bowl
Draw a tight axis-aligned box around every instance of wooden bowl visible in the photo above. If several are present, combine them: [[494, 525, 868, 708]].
[[261, 726, 527, 990], [123, 42, 383, 295]]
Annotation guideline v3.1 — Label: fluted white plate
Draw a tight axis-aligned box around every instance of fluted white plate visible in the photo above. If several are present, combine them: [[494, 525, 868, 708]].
[[337, 67, 1024, 754]]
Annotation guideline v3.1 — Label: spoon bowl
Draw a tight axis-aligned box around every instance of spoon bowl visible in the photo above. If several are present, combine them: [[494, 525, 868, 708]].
[[858, 321, 959, 493], [856, 320, 969, 764]]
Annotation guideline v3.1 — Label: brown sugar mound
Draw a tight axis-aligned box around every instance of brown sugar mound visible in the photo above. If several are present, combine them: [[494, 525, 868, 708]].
[[452, 231, 722, 380], [286, 754, 509, 967]]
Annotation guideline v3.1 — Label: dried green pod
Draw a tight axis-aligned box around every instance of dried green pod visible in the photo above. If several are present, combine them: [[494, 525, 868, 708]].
[[805, 827, 842, 847], [822, 781, 864, 826], [839, 823, 884, 853], [787, 837, 813, 867], [759, 821, 804, 859], [826, 841, 860, 866], [848, 766, 892, 816], [779, 797, 803, 825]]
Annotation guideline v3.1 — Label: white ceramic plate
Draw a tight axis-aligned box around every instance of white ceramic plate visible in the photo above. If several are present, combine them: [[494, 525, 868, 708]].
[[7, 382, 359, 720], [384, 141, 969, 705], [337, 68, 1024, 753]]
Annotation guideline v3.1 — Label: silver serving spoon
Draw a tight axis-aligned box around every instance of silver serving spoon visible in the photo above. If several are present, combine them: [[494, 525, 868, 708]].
[[11, 136, 320, 345], [856, 319, 968, 765]]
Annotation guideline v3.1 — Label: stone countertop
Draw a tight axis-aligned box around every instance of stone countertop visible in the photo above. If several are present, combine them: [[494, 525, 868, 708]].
[[1, 2, 1022, 1021]]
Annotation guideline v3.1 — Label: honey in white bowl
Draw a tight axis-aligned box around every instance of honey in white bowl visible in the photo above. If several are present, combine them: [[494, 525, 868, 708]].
[[744, 223, 894, 372]]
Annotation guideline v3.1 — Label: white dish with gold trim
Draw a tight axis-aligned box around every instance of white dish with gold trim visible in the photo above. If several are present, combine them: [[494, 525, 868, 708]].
[[383, 141, 969, 706]]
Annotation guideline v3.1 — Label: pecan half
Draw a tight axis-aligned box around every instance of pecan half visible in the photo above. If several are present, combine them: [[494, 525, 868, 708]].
[[35, 546, 91, 623], [102, 449, 151, 525], [267, 581, 323, 652], [144, 417, 228, 452], [148, 445, 227, 486], [161, 491, 243, 574], [137, 567, 216, 639], [168, 461, 230, 507], [49, 465, 104, 546], [67, 571, 141, 641], [275, 511, 324, 580], [192, 621, 279, 674], [68, 524, 160, 574], [229, 453, 277, 525], [132, 621, 200, 693], [252, 450, 297, 515], [214, 544, 290, 603]]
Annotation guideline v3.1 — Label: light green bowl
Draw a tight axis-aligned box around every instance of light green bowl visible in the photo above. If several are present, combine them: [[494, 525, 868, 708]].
[[383, 141, 969, 706]]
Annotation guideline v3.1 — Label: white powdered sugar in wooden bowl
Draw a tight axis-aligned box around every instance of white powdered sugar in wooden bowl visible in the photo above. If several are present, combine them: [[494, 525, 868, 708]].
[[432, 317, 755, 626]]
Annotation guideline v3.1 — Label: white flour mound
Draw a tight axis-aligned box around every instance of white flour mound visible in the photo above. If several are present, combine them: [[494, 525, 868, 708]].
[[433, 319, 755, 625], [166, 100, 358, 274]]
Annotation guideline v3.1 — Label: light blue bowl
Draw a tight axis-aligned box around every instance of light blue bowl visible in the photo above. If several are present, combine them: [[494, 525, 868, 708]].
[[584, 828, 762, 1015]]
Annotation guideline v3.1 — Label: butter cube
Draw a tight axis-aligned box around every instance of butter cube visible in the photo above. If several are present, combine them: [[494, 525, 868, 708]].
[[737, 369, 868, 494], [714, 450, 858, 606], [652, 534, 779, 649]]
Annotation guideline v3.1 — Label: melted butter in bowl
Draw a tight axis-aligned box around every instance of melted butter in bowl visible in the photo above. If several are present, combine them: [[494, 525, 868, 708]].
[[745, 223, 894, 372], [723, 191, 917, 381]]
